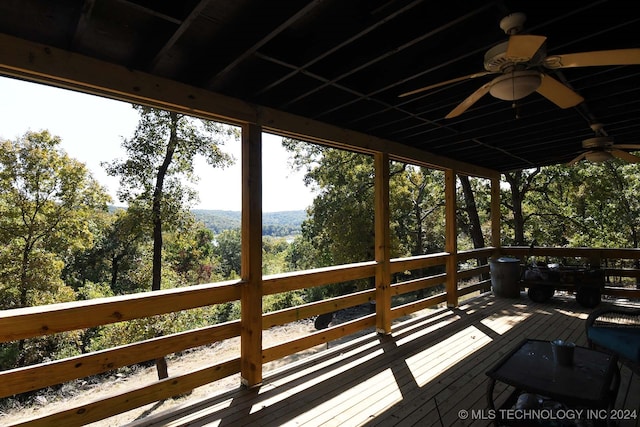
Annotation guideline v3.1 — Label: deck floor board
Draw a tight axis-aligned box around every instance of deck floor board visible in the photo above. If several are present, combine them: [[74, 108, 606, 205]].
[[126, 293, 640, 427]]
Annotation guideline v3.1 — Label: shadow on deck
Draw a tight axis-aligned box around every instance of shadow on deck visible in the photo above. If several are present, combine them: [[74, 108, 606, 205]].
[[126, 293, 640, 427]]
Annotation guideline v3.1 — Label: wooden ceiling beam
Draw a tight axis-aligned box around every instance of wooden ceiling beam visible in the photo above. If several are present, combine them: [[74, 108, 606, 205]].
[[0, 33, 499, 179]]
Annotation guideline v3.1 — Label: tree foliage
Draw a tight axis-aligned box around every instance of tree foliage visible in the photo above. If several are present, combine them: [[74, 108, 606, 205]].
[[496, 160, 640, 253], [389, 163, 446, 257], [0, 130, 110, 369], [63, 207, 147, 294], [104, 106, 236, 291], [0, 130, 110, 309], [164, 218, 218, 284], [523, 161, 640, 249], [213, 228, 241, 278]]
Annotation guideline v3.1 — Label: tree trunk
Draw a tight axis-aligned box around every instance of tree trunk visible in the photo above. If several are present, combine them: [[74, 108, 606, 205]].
[[459, 176, 485, 249], [414, 203, 424, 255], [151, 112, 179, 292], [15, 241, 34, 366], [504, 172, 526, 245], [110, 254, 121, 291], [150, 111, 179, 380], [459, 176, 488, 278], [19, 238, 36, 307]]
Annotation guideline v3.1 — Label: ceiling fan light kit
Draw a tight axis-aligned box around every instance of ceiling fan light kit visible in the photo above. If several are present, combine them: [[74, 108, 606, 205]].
[[489, 71, 541, 101], [584, 151, 613, 163]]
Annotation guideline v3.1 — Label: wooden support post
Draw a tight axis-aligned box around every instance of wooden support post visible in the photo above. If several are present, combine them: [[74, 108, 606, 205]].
[[374, 152, 391, 334], [240, 123, 262, 388], [491, 176, 501, 249], [445, 169, 458, 307]]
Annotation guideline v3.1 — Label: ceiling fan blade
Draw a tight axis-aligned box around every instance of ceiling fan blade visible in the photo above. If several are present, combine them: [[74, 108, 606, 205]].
[[567, 152, 587, 166], [611, 149, 640, 163], [543, 48, 640, 69], [445, 82, 492, 118], [506, 34, 547, 61], [536, 73, 584, 108], [612, 144, 640, 150], [398, 71, 494, 98]]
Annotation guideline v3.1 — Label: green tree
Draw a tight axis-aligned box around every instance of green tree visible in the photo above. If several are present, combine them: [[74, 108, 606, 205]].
[[285, 233, 317, 271], [602, 161, 640, 249], [164, 217, 218, 284], [0, 130, 110, 309], [103, 207, 149, 293], [103, 106, 236, 379], [213, 228, 241, 278], [502, 168, 541, 245], [64, 207, 149, 295], [104, 106, 236, 292], [262, 236, 289, 275], [458, 175, 488, 250], [282, 140, 375, 299], [528, 161, 640, 251], [524, 165, 584, 247], [0, 130, 110, 368], [283, 141, 376, 267], [389, 164, 446, 257], [457, 175, 491, 279]]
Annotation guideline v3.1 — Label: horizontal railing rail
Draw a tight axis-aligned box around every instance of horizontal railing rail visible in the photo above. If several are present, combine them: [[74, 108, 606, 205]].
[[0, 321, 241, 399], [4, 246, 640, 425], [500, 246, 640, 261], [263, 261, 377, 295], [262, 289, 375, 329], [0, 280, 243, 342], [389, 252, 449, 274]]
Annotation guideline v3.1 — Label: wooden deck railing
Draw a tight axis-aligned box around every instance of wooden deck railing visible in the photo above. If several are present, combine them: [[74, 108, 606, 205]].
[[2, 246, 639, 426]]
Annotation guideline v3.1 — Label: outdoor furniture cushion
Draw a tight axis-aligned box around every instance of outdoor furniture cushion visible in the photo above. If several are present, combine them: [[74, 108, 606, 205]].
[[587, 327, 640, 363], [586, 306, 640, 374]]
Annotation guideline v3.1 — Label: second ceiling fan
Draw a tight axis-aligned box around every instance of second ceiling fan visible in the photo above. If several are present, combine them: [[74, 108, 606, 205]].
[[567, 124, 640, 165], [399, 12, 640, 118]]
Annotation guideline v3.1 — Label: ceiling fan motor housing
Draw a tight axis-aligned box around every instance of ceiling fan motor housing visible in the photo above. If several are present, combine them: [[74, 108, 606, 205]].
[[484, 40, 546, 72]]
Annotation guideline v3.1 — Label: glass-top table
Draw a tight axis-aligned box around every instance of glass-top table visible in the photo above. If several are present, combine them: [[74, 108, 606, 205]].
[[486, 338, 620, 425]]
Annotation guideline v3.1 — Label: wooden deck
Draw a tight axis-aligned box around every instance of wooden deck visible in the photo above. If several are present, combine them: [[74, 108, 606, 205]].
[[127, 293, 640, 427]]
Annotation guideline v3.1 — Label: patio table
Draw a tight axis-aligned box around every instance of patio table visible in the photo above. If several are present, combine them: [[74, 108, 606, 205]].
[[486, 338, 619, 426]]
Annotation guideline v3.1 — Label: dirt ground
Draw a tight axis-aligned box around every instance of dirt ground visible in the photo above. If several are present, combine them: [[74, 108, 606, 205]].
[[0, 304, 383, 426]]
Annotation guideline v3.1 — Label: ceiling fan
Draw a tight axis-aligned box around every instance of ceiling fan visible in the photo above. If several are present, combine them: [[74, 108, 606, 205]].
[[567, 123, 640, 165], [399, 12, 640, 118]]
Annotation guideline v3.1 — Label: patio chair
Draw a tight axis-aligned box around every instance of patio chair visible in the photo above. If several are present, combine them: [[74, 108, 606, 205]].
[[585, 305, 640, 374]]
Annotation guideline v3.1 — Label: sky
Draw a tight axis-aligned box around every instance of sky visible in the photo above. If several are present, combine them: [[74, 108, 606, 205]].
[[0, 76, 315, 212]]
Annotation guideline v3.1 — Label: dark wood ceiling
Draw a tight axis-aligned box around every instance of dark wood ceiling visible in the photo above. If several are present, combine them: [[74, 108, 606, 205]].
[[1, 0, 639, 172]]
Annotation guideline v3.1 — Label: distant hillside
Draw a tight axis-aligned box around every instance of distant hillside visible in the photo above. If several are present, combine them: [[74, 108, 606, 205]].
[[107, 207, 306, 237], [192, 209, 306, 237]]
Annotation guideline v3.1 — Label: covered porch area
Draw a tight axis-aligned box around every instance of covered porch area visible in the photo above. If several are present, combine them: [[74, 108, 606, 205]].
[[2, 2, 640, 426]]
